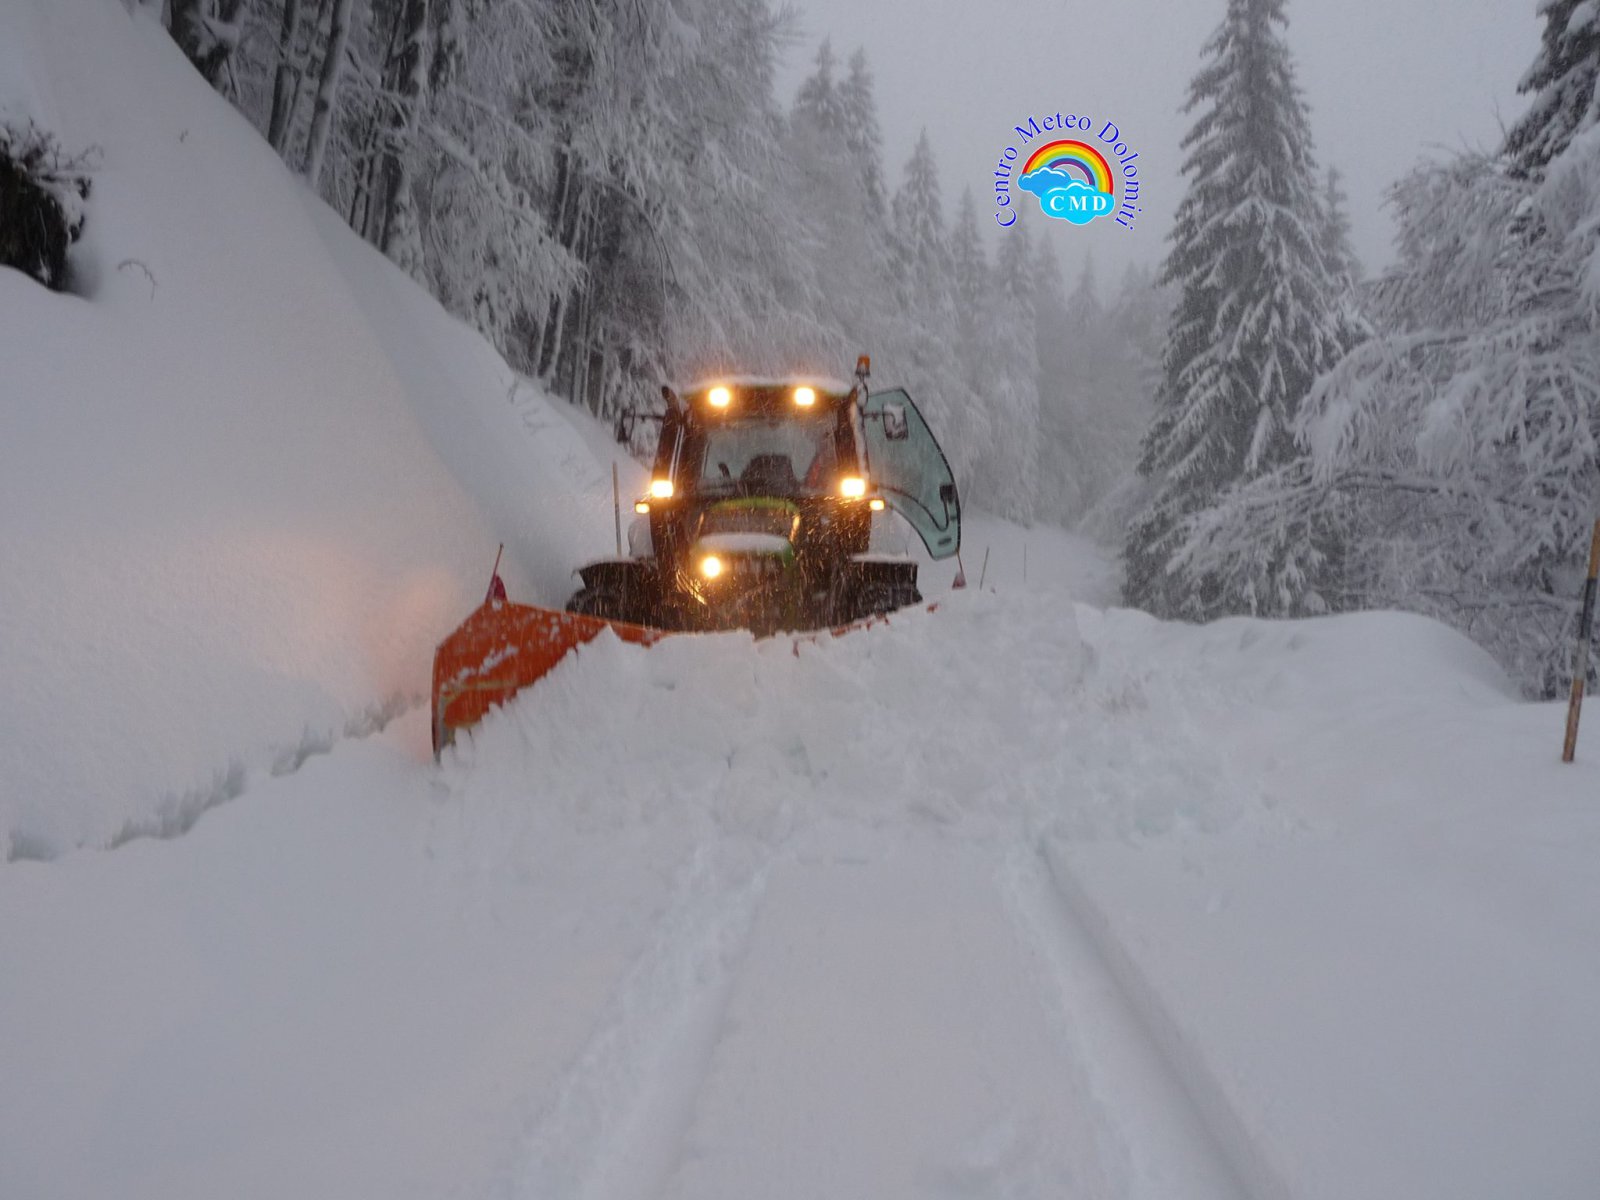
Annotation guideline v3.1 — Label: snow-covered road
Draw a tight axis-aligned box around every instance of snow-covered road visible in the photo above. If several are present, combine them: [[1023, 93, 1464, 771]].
[[495, 822, 1242, 1200], [10, 576, 1598, 1200], [432, 584, 1257, 1200], [2, 583, 1240, 1200]]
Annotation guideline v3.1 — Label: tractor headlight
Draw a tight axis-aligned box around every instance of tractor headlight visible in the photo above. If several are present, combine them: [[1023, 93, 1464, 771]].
[[868, 497, 886, 511], [708, 385, 732, 408], [635, 500, 651, 514], [699, 555, 724, 579], [840, 476, 867, 499], [793, 386, 816, 407], [649, 478, 674, 499]]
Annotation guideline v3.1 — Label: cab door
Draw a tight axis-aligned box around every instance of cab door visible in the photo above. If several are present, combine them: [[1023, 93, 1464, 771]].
[[858, 388, 961, 560]]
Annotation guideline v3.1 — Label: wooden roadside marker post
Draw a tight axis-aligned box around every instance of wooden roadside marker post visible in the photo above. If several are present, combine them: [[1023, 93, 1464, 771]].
[[1561, 518, 1600, 762]]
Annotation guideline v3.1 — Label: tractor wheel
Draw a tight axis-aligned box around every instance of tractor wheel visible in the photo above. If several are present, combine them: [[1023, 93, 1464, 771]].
[[857, 583, 905, 620], [565, 587, 629, 622], [855, 582, 921, 621]]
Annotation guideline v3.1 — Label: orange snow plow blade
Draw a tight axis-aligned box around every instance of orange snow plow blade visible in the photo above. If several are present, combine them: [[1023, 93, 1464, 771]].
[[431, 584, 937, 757], [431, 598, 666, 756]]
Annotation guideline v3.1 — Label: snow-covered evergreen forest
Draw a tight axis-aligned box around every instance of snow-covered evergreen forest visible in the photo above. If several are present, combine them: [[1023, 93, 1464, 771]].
[[1122, 0, 1600, 696], [27, 0, 1598, 692], [106, 0, 1154, 523]]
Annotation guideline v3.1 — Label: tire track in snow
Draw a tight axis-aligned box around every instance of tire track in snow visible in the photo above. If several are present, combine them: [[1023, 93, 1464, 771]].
[[490, 832, 777, 1200], [1011, 840, 1290, 1200], [995, 841, 1256, 1200]]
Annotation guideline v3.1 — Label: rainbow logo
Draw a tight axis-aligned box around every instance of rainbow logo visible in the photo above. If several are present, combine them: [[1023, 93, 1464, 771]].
[[1018, 140, 1116, 225], [1022, 141, 1114, 191]]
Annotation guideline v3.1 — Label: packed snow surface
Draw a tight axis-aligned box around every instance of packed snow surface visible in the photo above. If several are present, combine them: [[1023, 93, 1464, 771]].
[[5, 5, 1600, 1199], [6, 590, 1600, 1200]]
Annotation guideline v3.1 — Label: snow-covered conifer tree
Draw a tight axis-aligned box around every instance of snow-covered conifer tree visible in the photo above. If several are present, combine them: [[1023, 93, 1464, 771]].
[[646, 0, 833, 381], [1225, 143, 1600, 691], [1167, 3, 1600, 690], [981, 217, 1042, 519], [883, 132, 989, 501], [949, 189, 988, 355], [944, 189, 1001, 504], [1125, 0, 1347, 619], [889, 131, 950, 304], [1506, 0, 1600, 177], [1035, 253, 1101, 521], [840, 49, 887, 221], [794, 40, 849, 138], [1318, 166, 1361, 285]]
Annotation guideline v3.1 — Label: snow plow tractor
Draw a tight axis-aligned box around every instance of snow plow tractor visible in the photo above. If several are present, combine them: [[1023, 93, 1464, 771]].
[[431, 357, 961, 755]]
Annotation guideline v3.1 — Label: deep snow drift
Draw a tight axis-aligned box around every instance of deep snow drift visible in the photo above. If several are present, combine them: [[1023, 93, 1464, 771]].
[[0, 0, 635, 857]]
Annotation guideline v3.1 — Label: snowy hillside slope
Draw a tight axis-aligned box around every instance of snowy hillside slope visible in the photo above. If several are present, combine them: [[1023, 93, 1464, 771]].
[[0, 0, 634, 857], [0, 0, 1092, 860]]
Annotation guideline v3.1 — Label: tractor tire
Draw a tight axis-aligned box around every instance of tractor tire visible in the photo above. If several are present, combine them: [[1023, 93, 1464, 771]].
[[565, 587, 630, 622], [853, 582, 919, 621]]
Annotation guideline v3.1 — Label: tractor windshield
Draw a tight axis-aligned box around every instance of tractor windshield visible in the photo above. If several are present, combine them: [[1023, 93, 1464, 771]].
[[692, 414, 842, 496]]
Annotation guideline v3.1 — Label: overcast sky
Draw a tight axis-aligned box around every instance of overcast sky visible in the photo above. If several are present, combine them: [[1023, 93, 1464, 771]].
[[775, 0, 1537, 291]]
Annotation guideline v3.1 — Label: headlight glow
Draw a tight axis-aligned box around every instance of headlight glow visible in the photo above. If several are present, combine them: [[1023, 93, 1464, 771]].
[[840, 476, 868, 499], [868, 497, 886, 511], [634, 500, 651, 514], [708, 386, 732, 408], [793, 386, 816, 407], [649, 478, 674, 499], [700, 555, 724, 579]]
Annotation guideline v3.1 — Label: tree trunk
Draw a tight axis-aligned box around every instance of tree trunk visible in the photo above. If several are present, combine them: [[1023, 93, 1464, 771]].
[[169, 0, 207, 69], [379, 0, 432, 273], [302, 0, 353, 189], [545, 190, 592, 396], [533, 150, 576, 376], [349, 122, 378, 234], [349, 9, 403, 239], [576, 205, 600, 413], [266, 0, 303, 155], [171, 0, 247, 88]]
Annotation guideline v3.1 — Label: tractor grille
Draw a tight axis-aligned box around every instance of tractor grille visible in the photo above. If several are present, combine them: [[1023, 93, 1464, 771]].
[[728, 554, 785, 579]]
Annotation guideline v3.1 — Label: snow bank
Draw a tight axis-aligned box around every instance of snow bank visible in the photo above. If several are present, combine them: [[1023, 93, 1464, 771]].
[[1053, 607, 1600, 1200], [0, 710, 683, 1200], [443, 588, 1092, 845], [0, 0, 633, 856]]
